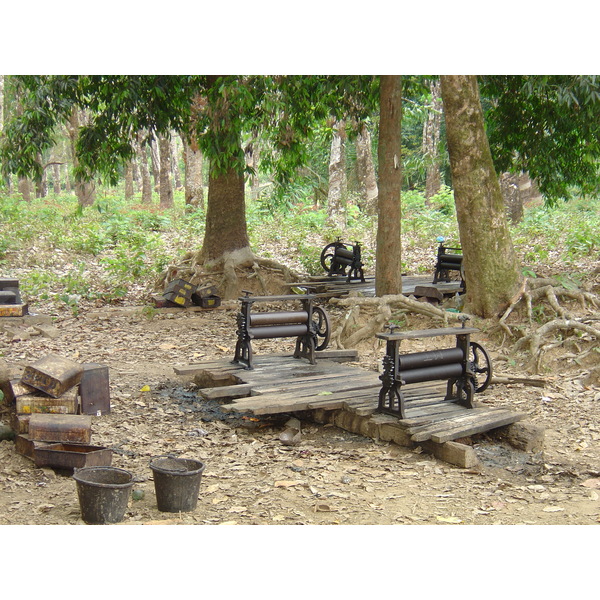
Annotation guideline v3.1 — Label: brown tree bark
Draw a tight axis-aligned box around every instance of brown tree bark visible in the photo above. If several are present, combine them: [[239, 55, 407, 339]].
[[355, 122, 378, 215], [326, 120, 348, 229], [124, 161, 134, 200], [422, 79, 443, 201], [52, 163, 61, 194], [66, 108, 95, 207], [158, 134, 174, 209], [199, 76, 251, 266], [440, 75, 522, 318], [135, 132, 152, 205], [375, 75, 403, 297], [183, 136, 204, 210]]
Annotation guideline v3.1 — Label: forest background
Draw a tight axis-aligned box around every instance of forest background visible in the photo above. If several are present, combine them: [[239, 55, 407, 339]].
[[1, 6, 598, 600]]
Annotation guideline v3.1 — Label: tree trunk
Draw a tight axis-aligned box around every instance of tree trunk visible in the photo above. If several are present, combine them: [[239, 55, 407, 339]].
[[201, 164, 250, 262], [499, 172, 522, 223], [375, 76, 403, 297], [326, 119, 347, 229], [423, 79, 443, 201], [124, 161, 134, 200], [135, 132, 152, 205], [35, 153, 47, 198], [171, 136, 182, 189], [158, 135, 174, 209], [67, 108, 95, 207], [18, 178, 31, 202], [183, 136, 204, 210], [52, 163, 61, 194], [440, 75, 522, 318], [355, 122, 378, 215], [150, 137, 160, 193], [245, 140, 261, 201]]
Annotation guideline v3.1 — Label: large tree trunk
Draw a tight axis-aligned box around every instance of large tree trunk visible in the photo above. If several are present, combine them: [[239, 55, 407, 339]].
[[183, 136, 204, 210], [67, 108, 95, 207], [201, 165, 249, 262], [440, 75, 522, 318], [355, 122, 378, 215], [375, 75, 403, 297], [158, 134, 174, 209], [326, 120, 347, 229], [423, 79, 443, 201]]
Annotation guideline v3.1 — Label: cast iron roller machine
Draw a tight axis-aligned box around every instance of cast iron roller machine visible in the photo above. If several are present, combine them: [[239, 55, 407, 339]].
[[233, 291, 331, 369], [377, 319, 492, 419]]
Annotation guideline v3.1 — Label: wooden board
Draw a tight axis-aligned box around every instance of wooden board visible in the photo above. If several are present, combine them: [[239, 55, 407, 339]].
[[284, 275, 462, 299], [174, 354, 525, 443]]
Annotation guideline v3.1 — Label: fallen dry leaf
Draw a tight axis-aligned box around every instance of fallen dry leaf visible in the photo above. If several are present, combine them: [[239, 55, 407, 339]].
[[274, 480, 304, 488], [582, 478, 600, 489]]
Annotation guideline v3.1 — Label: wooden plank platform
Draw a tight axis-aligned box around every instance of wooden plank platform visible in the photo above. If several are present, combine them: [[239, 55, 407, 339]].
[[285, 275, 463, 298], [173, 352, 525, 444]]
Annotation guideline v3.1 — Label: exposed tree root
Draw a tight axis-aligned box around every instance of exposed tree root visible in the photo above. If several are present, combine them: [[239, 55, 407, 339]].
[[497, 277, 600, 373], [155, 247, 303, 299], [329, 294, 472, 349]]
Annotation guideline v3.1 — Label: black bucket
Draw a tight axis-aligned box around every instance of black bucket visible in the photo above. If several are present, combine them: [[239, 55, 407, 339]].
[[150, 456, 205, 513], [73, 466, 134, 525]]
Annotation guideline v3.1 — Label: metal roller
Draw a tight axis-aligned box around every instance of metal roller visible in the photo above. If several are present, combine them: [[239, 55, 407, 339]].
[[400, 362, 463, 385], [248, 324, 309, 339], [439, 254, 462, 265], [335, 247, 355, 260], [249, 311, 309, 326], [398, 347, 463, 370]]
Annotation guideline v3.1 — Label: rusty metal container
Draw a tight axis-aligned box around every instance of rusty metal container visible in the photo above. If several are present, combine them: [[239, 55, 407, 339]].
[[34, 443, 112, 470], [0, 304, 28, 317], [0, 290, 17, 304], [21, 354, 84, 398], [16, 388, 78, 415], [79, 363, 111, 415], [14, 434, 51, 459], [163, 278, 196, 308], [196, 295, 221, 309], [10, 413, 30, 434], [0, 278, 22, 303], [28, 414, 92, 444]]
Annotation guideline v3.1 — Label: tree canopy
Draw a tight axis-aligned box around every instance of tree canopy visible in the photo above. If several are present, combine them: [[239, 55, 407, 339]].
[[480, 75, 600, 203]]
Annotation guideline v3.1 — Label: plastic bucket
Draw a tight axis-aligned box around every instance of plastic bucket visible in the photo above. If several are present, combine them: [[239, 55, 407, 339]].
[[73, 466, 134, 524], [150, 456, 205, 513]]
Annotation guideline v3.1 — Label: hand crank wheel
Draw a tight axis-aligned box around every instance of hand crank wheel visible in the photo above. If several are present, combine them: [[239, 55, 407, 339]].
[[320, 242, 347, 276], [468, 341, 492, 392], [311, 306, 331, 350]]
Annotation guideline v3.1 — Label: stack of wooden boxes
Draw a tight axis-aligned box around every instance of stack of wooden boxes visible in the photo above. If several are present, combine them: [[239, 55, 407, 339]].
[[156, 278, 221, 309], [2, 354, 112, 470]]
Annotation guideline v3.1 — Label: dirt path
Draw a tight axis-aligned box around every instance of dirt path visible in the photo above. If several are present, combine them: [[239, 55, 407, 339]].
[[1, 300, 599, 528]]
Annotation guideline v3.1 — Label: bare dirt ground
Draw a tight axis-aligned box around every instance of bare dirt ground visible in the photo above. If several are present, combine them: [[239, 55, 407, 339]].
[[1, 292, 599, 529]]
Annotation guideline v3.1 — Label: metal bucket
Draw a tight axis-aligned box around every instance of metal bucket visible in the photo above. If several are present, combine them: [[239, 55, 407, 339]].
[[150, 456, 205, 513], [73, 466, 134, 524]]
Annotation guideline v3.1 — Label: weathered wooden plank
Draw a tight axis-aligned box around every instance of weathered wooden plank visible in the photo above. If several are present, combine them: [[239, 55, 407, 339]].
[[197, 384, 253, 400], [420, 440, 480, 469], [410, 408, 510, 442], [430, 411, 526, 443]]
